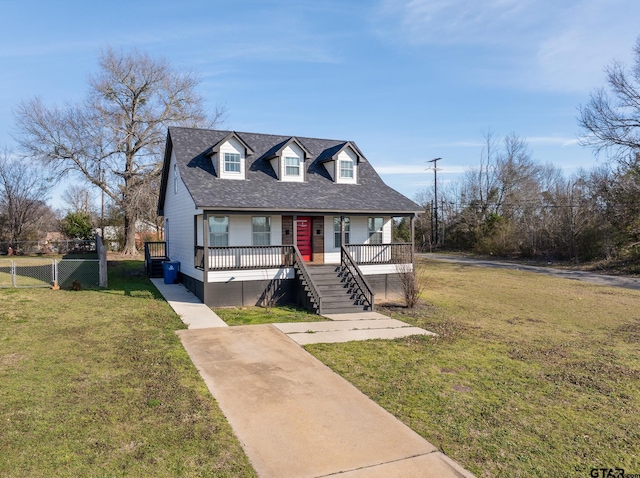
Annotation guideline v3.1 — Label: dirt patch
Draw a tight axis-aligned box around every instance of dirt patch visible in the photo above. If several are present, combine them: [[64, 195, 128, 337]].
[[0, 353, 27, 367], [452, 384, 472, 393], [506, 316, 546, 325], [379, 301, 436, 318], [615, 320, 640, 343], [440, 367, 458, 374]]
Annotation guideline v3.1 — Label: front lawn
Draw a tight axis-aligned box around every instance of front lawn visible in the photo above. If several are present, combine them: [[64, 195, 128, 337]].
[[214, 305, 325, 326], [306, 259, 640, 477], [0, 260, 255, 477]]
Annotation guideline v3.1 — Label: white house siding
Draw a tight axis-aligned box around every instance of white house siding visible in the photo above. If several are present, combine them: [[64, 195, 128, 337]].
[[280, 144, 305, 182], [336, 148, 358, 184], [164, 150, 202, 281], [218, 137, 246, 180], [196, 215, 203, 246], [204, 215, 284, 269], [323, 160, 336, 181], [323, 216, 392, 264], [207, 267, 294, 283], [225, 215, 283, 246], [359, 263, 412, 275]]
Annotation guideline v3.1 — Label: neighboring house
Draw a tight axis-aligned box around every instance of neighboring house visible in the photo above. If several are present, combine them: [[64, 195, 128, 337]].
[[156, 127, 422, 313]]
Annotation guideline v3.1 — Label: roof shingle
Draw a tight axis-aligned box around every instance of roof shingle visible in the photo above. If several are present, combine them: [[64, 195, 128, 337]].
[[160, 127, 422, 215]]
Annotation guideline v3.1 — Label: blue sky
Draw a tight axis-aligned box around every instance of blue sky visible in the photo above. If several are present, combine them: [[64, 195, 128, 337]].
[[1, 0, 638, 209]]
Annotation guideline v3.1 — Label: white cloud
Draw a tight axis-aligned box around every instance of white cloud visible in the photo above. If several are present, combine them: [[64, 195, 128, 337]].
[[525, 136, 579, 147], [376, 164, 467, 174], [373, 0, 540, 46], [373, 0, 640, 92]]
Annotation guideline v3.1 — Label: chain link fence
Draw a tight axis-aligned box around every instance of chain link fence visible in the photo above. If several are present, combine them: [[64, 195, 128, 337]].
[[0, 259, 100, 288], [0, 240, 95, 256]]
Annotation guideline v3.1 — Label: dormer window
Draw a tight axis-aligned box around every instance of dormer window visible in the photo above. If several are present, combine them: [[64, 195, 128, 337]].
[[339, 159, 354, 179], [319, 142, 361, 184], [266, 138, 309, 182], [206, 132, 253, 181], [285, 156, 301, 176], [224, 153, 241, 173]]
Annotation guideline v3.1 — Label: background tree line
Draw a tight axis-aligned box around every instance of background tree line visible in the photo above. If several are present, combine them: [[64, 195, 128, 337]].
[[0, 47, 222, 252], [3, 39, 640, 262], [413, 38, 640, 263]]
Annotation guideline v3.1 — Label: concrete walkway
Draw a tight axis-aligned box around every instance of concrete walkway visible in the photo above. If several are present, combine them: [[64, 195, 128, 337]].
[[178, 325, 473, 477], [150, 279, 227, 329], [151, 280, 470, 476], [274, 311, 435, 345]]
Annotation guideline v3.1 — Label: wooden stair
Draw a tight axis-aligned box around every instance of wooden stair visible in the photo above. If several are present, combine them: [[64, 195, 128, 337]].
[[147, 257, 169, 278], [305, 265, 371, 314]]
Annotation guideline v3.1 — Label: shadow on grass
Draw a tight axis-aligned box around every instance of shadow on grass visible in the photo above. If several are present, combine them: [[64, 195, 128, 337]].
[[101, 260, 165, 300]]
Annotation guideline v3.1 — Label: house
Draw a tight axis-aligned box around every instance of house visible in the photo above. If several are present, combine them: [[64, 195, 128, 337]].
[[154, 127, 422, 314]]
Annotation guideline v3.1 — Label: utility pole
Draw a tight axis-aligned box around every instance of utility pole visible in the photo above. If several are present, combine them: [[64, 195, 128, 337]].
[[427, 158, 442, 245], [99, 161, 105, 238]]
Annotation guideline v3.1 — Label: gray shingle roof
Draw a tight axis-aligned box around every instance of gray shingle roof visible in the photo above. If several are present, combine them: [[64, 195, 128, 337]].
[[159, 127, 422, 215]]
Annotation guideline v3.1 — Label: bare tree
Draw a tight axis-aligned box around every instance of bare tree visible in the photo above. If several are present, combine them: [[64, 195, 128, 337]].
[[0, 148, 54, 244], [579, 37, 640, 164], [15, 47, 223, 254], [62, 184, 95, 215]]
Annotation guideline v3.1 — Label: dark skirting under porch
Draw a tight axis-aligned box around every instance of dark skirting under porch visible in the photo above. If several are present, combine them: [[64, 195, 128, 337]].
[[177, 271, 401, 308]]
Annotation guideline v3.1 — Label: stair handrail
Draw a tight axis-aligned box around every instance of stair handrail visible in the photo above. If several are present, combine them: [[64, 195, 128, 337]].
[[145, 241, 168, 277], [292, 245, 323, 315], [341, 245, 375, 311], [144, 242, 153, 277]]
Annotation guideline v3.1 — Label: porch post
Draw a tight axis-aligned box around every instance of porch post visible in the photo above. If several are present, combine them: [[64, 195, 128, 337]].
[[203, 213, 209, 275], [340, 215, 345, 248], [410, 214, 415, 265], [293, 215, 297, 248]]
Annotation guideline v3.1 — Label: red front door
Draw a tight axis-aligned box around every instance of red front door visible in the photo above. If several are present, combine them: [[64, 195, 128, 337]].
[[296, 217, 312, 261]]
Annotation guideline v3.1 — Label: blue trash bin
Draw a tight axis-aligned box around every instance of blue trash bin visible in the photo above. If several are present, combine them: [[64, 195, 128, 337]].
[[162, 261, 180, 284]]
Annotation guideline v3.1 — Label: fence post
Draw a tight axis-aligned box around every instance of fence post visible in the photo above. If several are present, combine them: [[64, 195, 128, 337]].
[[96, 234, 108, 287], [11, 260, 16, 288], [52, 260, 60, 290]]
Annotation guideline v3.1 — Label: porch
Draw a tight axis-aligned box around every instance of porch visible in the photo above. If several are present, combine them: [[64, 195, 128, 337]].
[[149, 241, 413, 314], [192, 243, 413, 271], [157, 212, 417, 312]]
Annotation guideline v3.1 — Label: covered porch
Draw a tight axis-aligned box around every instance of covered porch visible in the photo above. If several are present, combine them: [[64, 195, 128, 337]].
[[154, 212, 417, 312], [193, 242, 414, 271]]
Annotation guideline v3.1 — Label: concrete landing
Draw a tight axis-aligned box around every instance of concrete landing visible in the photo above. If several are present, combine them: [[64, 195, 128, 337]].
[[324, 311, 392, 321], [150, 278, 227, 329], [274, 318, 436, 345], [177, 325, 473, 478], [273, 311, 436, 345]]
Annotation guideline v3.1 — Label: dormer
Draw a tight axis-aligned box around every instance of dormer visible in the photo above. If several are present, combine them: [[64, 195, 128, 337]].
[[206, 132, 254, 180], [263, 137, 311, 182], [319, 142, 362, 184]]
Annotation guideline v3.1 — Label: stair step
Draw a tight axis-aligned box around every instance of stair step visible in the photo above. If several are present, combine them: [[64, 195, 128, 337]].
[[314, 277, 347, 284], [321, 306, 369, 314]]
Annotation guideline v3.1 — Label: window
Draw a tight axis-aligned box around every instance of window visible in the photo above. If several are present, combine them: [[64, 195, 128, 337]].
[[224, 152, 241, 173], [252, 216, 271, 246], [285, 156, 300, 176], [208, 216, 229, 246], [173, 163, 178, 194], [368, 217, 383, 244], [333, 217, 350, 248], [339, 159, 354, 179]]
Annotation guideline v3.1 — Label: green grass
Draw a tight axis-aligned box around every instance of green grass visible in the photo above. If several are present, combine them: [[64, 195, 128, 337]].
[[214, 305, 325, 326], [306, 259, 640, 477], [0, 260, 256, 477]]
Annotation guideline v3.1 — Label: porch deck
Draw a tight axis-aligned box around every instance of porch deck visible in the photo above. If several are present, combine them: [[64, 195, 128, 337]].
[[147, 242, 413, 313], [144, 241, 169, 278], [193, 243, 413, 270]]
